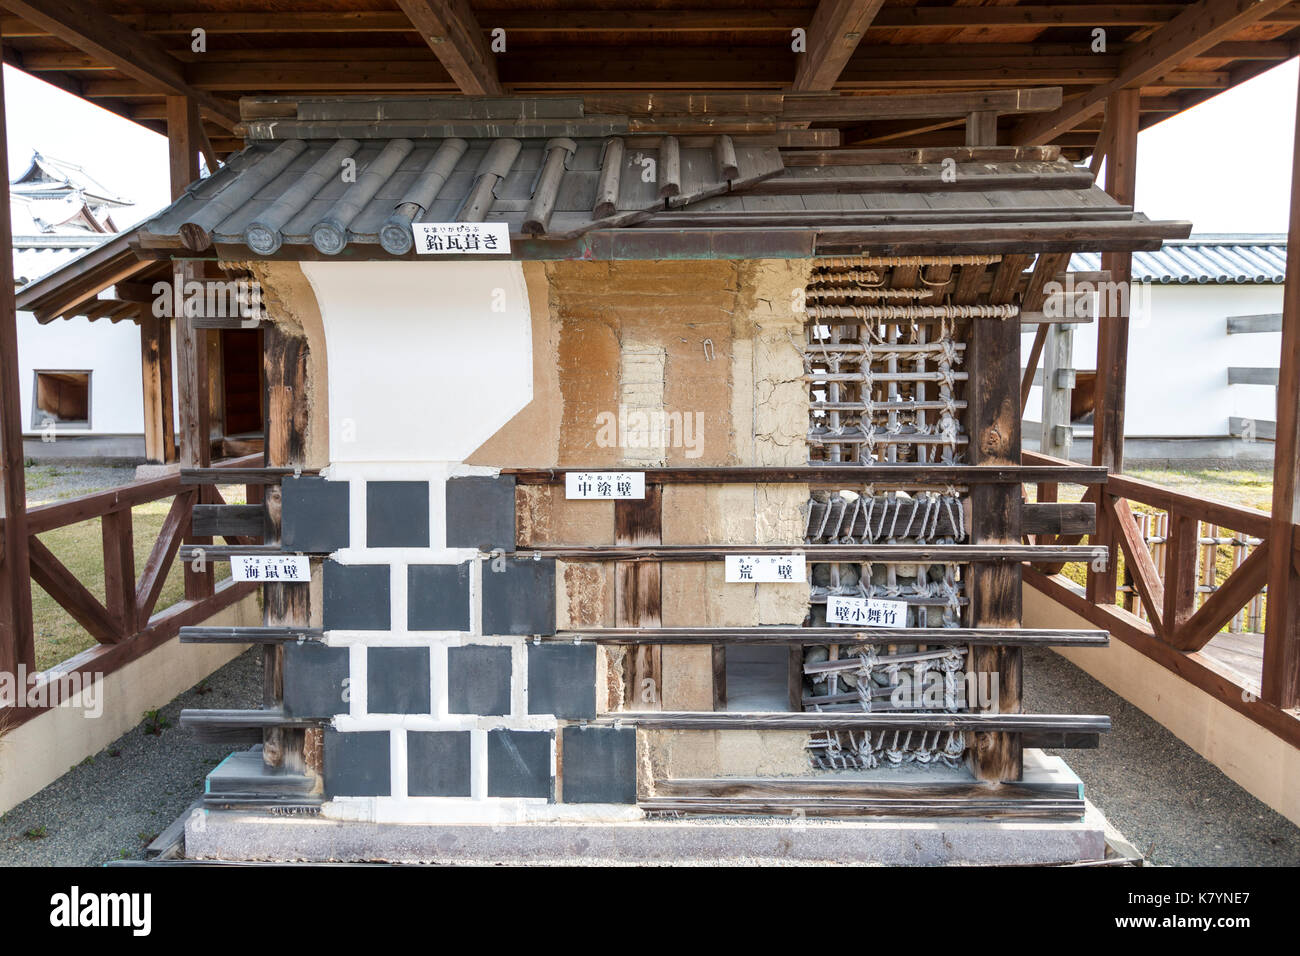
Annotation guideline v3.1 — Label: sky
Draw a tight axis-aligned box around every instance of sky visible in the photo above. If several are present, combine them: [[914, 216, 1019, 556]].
[[4, 58, 1299, 235]]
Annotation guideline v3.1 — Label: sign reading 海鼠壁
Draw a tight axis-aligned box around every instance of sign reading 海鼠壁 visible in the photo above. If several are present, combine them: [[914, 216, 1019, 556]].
[[230, 555, 311, 583], [411, 222, 511, 255]]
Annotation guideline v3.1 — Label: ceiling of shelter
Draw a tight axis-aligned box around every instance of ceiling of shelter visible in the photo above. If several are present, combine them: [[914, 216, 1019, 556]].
[[1, 0, 1297, 163]]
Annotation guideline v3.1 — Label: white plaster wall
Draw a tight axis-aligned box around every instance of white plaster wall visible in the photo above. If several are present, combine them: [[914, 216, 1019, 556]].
[[302, 261, 533, 463], [1022, 284, 1283, 437], [15, 309, 160, 436]]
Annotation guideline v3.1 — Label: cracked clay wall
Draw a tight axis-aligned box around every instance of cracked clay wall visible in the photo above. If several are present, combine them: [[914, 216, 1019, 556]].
[[469, 260, 812, 749]]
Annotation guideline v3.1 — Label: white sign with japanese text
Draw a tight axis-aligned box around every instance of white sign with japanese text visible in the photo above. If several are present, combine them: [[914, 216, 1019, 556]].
[[412, 222, 511, 255], [565, 471, 646, 500], [725, 554, 806, 584], [231, 555, 311, 583], [826, 595, 908, 628]]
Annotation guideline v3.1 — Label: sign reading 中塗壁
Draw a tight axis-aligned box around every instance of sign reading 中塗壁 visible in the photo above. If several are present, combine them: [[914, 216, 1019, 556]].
[[565, 471, 646, 500], [826, 594, 908, 628], [231, 555, 311, 583], [724, 554, 806, 584], [411, 222, 511, 255]]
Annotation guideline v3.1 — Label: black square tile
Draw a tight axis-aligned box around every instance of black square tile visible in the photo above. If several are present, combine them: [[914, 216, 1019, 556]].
[[367, 481, 430, 548], [487, 729, 552, 799], [447, 645, 512, 716], [322, 561, 391, 631], [283, 642, 351, 718], [407, 731, 472, 797], [446, 475, 516, 550], [323, 728, 390, 797], [482, 557, 556, 635], [367, 646, 431, 714], [561, 726, 637, 804], [528, 643, 597, 718], [281, 476, 349, 553], [407, 563, 471, 631]]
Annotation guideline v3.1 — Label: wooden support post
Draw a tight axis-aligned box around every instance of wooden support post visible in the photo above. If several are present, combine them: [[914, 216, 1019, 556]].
[[0, 51, 36, 677], [170, 94, 213, 598], [1040, 323, 1075, 460], [966, 311, 1024, 783], [618, 485, 663, 709], [101, 507, 136, 637], [966, 110, 998, 147], [263, 326, 311, 770], [1088, 88, 1138, 606], [1163, 509, 1199, 640], [139, 314, 176, 464], [1263, 65, 1300, 709]]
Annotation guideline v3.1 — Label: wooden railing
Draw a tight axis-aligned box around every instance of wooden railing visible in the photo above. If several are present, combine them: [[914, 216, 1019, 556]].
[[0, 454, 263, 729], [1022, 450, 1300, 747]]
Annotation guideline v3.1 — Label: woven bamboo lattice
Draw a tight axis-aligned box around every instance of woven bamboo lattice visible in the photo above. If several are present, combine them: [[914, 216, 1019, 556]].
[[797, 256, 1009, 769], [800, 255, 1005, 465]]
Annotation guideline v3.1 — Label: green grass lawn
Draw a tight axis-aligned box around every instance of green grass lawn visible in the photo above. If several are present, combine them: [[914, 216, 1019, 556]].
[[26, 465, 244, 672]]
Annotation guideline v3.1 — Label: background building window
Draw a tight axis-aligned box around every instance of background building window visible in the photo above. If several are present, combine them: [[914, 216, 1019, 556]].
[[32, 370, 91, 428]]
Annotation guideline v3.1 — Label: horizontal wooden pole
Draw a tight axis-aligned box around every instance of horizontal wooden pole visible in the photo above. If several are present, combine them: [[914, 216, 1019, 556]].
[[547, 626, 1108, 646], [604, 711, 1111, 733], [639, 796, 1086, 818], [504, 464, 1110, 485], [516, 544, 1106, 563], [192, 503, 265, 537], [180, 466, 317, 484], [180, 625, 324, 644], [1023, 501, 1095, 535]]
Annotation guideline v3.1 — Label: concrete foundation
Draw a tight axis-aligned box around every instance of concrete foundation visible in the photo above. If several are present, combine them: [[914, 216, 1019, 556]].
[[183, 802, 1112, 865]]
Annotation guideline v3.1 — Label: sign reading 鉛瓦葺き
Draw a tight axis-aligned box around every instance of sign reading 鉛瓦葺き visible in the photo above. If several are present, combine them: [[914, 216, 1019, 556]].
[[724, 554, 806, 584], [826, 594, 908, 628], [411, 222, 510, 255], [231, 555, 311, 583], [565, 471, 646, 500]]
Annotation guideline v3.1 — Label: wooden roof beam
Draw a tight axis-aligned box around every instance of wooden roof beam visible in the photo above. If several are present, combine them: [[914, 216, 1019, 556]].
[[395, 0, 502, 96], [1011, 0, 1295, 144], [1, 0, 238, 129], [793, 0, 887, 91]]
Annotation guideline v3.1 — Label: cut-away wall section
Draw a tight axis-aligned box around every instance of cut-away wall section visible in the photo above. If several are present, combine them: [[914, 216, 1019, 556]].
[[244, 258, 816, 819]]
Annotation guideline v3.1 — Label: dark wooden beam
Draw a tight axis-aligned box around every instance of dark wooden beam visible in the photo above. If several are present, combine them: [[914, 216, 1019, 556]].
[[792, 0, 886, 91], [1264, 62, 1300, 710], [1, 0, 238, 128], [0, 46, 36, 676], [395, 0, 502, 95], [1088, 88, 1138, 606], [1011, 0, 1294, 143]]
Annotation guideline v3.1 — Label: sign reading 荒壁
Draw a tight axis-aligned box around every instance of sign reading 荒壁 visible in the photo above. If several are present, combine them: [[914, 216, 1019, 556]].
[[565, 471, 646, 500], [231, 555, 311, 583], [826, 594, 908, 628], [412, 222, 510, 255], [725, 554, 806, 584]]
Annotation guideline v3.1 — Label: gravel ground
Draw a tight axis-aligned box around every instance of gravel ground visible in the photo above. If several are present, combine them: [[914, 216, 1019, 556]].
[[0, 650, 261, 866], [1024, 645, 1300, 867], [24, 463, 138, 506], [1, 645, 1298, 865]]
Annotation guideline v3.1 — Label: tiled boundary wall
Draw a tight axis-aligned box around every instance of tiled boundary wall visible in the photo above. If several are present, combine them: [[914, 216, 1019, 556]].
[[282, 469, 637, 819]]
